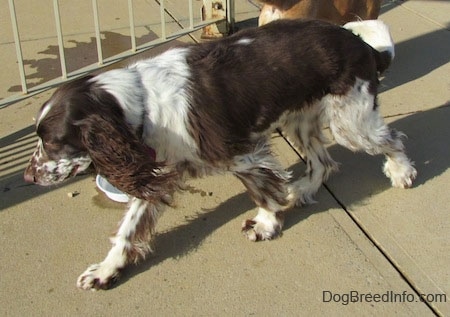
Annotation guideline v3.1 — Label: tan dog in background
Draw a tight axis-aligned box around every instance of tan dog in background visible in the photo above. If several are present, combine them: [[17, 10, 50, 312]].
[[258, 0, 381, 26]]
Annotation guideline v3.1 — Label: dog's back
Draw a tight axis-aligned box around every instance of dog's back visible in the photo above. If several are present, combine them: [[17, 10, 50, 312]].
[[185, 19, 389, 158], [189, 19, 388, 104]]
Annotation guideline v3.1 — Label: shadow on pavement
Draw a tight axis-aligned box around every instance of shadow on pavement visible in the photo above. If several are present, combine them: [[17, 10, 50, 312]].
[[118, 104, 450, 287], [381, 26, 450, 93], [1, 2, 449, 285]]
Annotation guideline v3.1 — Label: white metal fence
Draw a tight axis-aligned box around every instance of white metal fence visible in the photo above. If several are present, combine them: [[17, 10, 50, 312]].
[[1, 0, 233, 108]]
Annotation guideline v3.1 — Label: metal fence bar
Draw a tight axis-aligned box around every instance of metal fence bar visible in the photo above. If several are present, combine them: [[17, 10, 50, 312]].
[[128, 0, 136, 52], [226, 0, 235, 32], [1, 0, 233, 108], [0, 17, 223, 108], [159, 0, 167, 40], [8, 0, 27, 94], [92, 0, 104, 65], [53, 0, 67, 79], [188, 0, 194, 29]]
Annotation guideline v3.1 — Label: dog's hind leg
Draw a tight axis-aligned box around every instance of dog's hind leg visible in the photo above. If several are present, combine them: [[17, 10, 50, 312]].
[[324, 78, 417, 188], [232, 142, 293, 241], [77, 198, 161, 290], [282, 109, 339, 205]]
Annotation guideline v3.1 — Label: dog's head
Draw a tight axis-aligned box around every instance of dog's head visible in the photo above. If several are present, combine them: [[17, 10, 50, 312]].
[[24, 75, 177, 203], [24, 78, 94, 186]]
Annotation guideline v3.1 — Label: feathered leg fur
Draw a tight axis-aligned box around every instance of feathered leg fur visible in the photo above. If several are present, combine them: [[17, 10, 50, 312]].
[[77, 199, 163, 290]]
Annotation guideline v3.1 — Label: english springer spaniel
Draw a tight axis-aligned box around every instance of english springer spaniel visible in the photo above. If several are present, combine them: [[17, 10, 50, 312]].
[[24, 19, 416, 290]]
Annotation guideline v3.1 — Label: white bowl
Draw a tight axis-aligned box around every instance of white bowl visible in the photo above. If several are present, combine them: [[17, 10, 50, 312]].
[[96, 175, 129, 203]]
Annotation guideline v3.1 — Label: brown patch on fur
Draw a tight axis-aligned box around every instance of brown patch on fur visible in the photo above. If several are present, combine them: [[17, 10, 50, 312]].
[[235, 168, 290, 209], [77, 113, 177, 204], [185, 19, 384, 164]]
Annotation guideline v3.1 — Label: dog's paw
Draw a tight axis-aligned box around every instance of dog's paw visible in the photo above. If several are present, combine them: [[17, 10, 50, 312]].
[[77, 263, 120, 291], [395, 167, 417, 188], [384, 159, 417, 188], [242, 219, 281, 241], [241, 211, 283, 241]]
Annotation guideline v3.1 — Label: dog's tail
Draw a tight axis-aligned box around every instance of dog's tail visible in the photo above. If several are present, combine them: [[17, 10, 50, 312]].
[[343, 20, 394, 74]]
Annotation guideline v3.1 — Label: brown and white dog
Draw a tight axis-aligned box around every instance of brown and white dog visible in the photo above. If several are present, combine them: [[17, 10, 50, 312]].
[[24, 19, 416, 290], [258, 0, 382, 26]]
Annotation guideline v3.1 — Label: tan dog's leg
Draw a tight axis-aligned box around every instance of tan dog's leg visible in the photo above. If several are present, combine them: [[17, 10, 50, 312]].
[[258, 0, 317, 26], [258, 4, 282, 26]]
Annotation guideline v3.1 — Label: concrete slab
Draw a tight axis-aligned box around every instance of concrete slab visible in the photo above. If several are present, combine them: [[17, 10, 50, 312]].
[[0, 127, 431, 315], [324, 2, 450, 315], [325, 109, 450, 315], [400, 0, 450, 28], [378, 1, 450, 116], [1, 0, 448, 316]]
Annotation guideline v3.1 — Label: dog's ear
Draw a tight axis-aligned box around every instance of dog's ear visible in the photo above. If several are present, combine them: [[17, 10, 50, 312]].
[[74, 114, 177, 204]]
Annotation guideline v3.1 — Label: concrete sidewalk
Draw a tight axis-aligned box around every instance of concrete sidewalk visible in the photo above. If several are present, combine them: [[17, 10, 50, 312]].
[[0, 0, 448, 316]]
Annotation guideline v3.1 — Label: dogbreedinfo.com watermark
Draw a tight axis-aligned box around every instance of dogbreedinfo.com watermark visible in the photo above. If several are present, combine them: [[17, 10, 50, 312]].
[[323, 290, 447, 306]]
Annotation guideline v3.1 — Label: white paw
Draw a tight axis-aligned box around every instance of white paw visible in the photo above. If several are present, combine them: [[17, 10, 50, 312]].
[[384, 159, 417, 188], [76, 263, 120, 290], [242, 210, 283, 241]]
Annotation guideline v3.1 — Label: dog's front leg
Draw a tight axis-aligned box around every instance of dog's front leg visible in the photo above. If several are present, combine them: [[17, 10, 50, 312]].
[[232, 143, 293, 241], [77, 198, 161, 290]]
